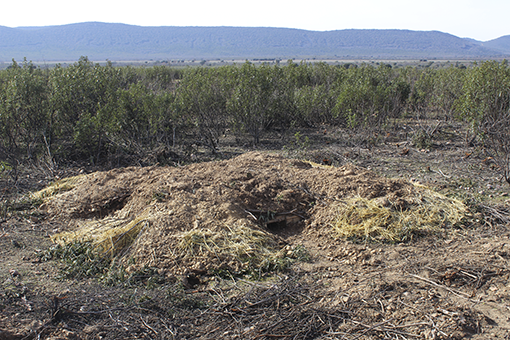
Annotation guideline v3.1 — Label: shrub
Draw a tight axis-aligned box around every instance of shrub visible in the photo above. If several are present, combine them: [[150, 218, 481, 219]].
[[457, 60, 510, 183]]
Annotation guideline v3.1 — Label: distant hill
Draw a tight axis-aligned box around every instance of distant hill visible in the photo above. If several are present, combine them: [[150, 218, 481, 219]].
[[0, 22, 508, 62], [483, 35, 510, 54]]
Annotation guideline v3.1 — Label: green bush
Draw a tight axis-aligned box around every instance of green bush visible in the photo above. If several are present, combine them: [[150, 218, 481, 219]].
[[3, 56, 509, 171], [457, 60, 510, 182]]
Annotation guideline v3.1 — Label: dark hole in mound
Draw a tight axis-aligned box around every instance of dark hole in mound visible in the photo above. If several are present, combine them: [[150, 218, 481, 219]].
[[74, 193, 131, 219], [267, 219, 287, 232], [246, 209, 305, 236], [101, 194, 129, 214]]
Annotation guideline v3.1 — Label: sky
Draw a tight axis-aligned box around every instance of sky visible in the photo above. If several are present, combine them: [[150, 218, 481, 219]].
[[1, 0, 509, 41]]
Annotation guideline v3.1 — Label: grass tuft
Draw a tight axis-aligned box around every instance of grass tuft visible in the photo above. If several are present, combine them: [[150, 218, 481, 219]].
[[330, 186, 467, 242], [39, 241, 110, 280], [177, 224, 305, 278], [30, 175, 85, 202], [51, 209, 150, 257]]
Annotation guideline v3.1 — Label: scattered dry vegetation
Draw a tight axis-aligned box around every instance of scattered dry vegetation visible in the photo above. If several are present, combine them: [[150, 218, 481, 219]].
[[1, 119, 510, 340]]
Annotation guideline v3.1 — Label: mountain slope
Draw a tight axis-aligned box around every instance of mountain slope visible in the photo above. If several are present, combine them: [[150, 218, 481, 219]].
[[483, 35, 510, 54], [0, 22, 507, 61]]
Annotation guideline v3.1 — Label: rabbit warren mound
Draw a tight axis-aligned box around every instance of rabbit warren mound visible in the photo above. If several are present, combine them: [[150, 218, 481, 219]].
[[36, 152, 467, 276]]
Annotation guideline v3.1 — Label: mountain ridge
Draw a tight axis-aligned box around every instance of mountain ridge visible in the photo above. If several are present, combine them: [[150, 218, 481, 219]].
[[0, 22, 508, 62]]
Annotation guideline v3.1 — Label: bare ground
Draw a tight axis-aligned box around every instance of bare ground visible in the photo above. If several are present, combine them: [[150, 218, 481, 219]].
[[1, 120, 510, 340]]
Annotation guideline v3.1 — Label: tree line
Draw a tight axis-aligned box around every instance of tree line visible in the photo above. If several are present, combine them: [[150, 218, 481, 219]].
[[1, 57, 509, 180]]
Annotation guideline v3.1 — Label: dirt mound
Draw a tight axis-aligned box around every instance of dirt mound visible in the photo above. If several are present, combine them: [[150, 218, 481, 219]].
[[37, 152, 466, 275]]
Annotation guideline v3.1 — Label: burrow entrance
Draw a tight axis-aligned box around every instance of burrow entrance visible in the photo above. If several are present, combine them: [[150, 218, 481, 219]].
[[244, 208, 307, 235]]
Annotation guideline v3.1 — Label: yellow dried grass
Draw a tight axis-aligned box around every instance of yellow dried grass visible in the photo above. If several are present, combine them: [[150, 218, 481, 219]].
[[52, 209, 151, 257], [31, 175, 86, 201], [177, 224, 282, 270], [330, 186, 467, 242]]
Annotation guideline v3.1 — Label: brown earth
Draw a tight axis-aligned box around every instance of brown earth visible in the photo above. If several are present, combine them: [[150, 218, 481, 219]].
[[1, 122, 510, 340], [40, 152, 427, 277]]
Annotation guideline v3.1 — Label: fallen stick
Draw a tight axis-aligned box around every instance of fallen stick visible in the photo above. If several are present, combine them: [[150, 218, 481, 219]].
[[140, 316, 158, 335], [432, 169, 451, 179], [351, 318, 394, 340], [409, 274, 474, 299]]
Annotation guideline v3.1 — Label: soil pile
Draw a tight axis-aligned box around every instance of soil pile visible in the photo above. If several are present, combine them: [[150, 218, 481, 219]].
[[37, 152, 466, 275]]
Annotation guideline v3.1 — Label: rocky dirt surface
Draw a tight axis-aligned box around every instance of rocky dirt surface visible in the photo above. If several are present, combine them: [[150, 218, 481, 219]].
[[1, 122, 509, 339]]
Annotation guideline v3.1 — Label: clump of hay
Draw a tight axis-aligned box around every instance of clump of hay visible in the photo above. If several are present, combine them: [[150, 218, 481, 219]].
[[31, 175, 85, 201], [330, 186, 467, 242], [176, 224, 286, 274], [53, 217, 288, 276], [52, 208, 151, 257]]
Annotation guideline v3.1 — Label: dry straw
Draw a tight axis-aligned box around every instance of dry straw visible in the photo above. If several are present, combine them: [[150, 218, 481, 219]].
[[330, 186, 467, 242], [52, 209, 151, 257], [177, 223, 283, 272], [31, 175, 86, 201]]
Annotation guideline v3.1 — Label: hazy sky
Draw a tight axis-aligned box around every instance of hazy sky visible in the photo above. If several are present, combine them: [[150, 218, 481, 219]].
[[1, 0, 509, 41]]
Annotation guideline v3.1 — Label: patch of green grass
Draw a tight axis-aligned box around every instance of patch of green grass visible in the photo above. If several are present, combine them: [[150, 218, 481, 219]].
[[39, 241, 111, 280], [39, 241, 171, 287]]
